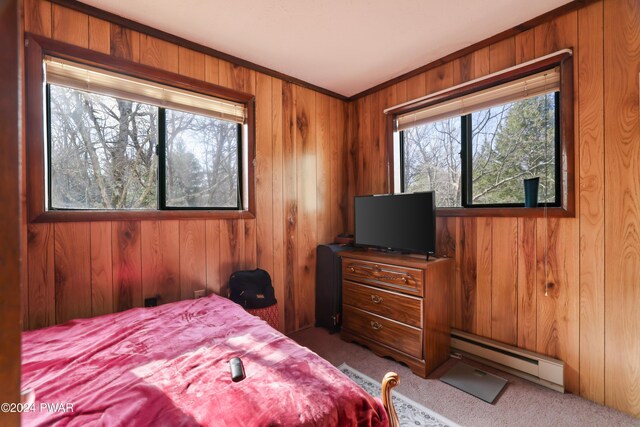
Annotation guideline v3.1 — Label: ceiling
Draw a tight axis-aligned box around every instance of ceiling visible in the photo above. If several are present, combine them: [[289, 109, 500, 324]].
[[81, 0, 572, 97]]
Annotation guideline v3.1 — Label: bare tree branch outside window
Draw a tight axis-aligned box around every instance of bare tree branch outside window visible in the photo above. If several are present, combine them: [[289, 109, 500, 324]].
[[49, 85, 158, 209], [49, 85, 241, 210], [403, 117, 462, 207], [165, 110, 239, 208]]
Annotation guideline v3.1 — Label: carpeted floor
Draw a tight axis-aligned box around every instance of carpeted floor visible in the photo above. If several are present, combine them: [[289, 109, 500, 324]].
[[289, 327, 639, 427]]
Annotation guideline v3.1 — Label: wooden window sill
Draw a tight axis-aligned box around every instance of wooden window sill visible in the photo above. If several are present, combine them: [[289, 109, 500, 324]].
[[30, 209, 255, 223], [436, 207, 573, 218]]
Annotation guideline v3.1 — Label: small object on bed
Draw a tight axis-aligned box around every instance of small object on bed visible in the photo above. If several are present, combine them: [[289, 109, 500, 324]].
[[229, 357, 246, 382]]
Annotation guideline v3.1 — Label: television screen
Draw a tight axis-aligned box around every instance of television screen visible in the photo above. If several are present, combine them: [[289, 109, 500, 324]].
[[354, 192, 436, 256]]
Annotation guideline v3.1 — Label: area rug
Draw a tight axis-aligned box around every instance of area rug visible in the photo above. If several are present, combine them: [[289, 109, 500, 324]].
[[338, 363, 460, 427]]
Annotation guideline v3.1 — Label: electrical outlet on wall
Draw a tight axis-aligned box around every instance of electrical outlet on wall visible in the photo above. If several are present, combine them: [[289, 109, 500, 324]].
[[194, 289, 206, 299]]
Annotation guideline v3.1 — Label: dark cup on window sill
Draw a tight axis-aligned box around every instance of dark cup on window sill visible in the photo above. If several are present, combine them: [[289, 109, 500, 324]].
[[524, 177, 540, 208]]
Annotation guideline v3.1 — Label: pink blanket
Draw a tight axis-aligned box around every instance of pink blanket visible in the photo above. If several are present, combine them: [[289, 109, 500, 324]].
[[22, 295, 387, 426]]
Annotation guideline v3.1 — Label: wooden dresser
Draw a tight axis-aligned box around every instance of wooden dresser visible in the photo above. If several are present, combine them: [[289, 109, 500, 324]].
[[340, 250, 453, 377]]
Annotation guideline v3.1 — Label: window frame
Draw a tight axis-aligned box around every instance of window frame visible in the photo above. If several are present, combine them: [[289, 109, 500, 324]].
[[25, 33, 256, 222], [388, 50, 575, 218]]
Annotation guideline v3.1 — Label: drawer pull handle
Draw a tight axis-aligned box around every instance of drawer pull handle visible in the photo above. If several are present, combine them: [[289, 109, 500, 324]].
[[371, 294, 383, 304], [370, 321, 383, 331], [349, 266, 355, 273], [401, 276, 408, 283]]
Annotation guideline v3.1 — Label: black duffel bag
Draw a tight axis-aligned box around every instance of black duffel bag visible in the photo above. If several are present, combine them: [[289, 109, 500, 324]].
[[229, 268, 277, 309]]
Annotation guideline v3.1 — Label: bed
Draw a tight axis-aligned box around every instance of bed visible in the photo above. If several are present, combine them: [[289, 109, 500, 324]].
[[21, 294, 399, 426]]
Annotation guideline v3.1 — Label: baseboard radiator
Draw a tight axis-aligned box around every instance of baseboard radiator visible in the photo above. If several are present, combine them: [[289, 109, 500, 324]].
[[450, 329, 565, 393]]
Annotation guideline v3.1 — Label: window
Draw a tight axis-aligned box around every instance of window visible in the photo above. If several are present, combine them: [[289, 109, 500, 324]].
[[391, 51, 574, 216], [25, 35, 255, 222], [46, 57, 244, 211]]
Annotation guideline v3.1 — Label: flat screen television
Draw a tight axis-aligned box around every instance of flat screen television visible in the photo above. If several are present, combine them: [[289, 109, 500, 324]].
[[354, 192, 436, 258]]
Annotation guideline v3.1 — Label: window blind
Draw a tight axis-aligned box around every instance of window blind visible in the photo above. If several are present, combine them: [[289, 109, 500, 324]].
[[44, 56, 247, 124], [396, 67, 560, 131]]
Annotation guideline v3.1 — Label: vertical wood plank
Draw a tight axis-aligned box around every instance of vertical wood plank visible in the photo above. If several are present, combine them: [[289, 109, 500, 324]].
[[256, 73, 274, 278], [473, 46, 491, 79], [296, 86, 317, 330], [272, 78, 286, 331], [179, 220, 206, 299], [405, 72, 426, 101], [394, 80, 408, 104], [282, 82, 298, 332], [112, 221, 142, 311], [515, 29, 536, 64], [436, 218, 456, 258], [457, 218, 477, 332], [604, 0, 640, 416], [427, 63, 453, 93], [90, 221, 112, 317], [55, 223, 91, 323], [52, 4, 88, 48], [204, 56, 220, 85], [491, 218, 518, 345], [139, 34, 179, 73], [436, 216, 456, 327], [452, 54, 474, 85], [88, 16, 110, 54], [578, 0, 605, 404], [219, 220, 242, 297], [316, 92, 332, 244], [475, 218, 492, 337], [536, 218, 580, 393], [346, 100, 358, 232], [24, 0, 51, 37], [178, 47, 205, 80], [140, 220, 180, 304], [357, 96, 371, 196], [243, 219, 257, 270], [489, 37, 516, 72], [27, 223, 55, 329], [205, 220, 221, 295], [244, 68, 256, 96], [110, 24, 140, 62], [517, 217, 537, 351], [329, 98, 342, 237], [369, 90, 383, 194], [219, 60, 245, 91]]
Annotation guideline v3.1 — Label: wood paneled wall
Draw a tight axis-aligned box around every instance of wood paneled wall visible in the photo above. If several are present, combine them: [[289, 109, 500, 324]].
[[23, 0, 349, 334], [1, 0, 23, 423], [347, 0, 640, 417]]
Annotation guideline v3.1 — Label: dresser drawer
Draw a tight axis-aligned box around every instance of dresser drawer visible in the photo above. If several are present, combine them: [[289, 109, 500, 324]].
[[342, 259, 423, 296], [343, 280, 422, 327], [342, 306, 423, 358]]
